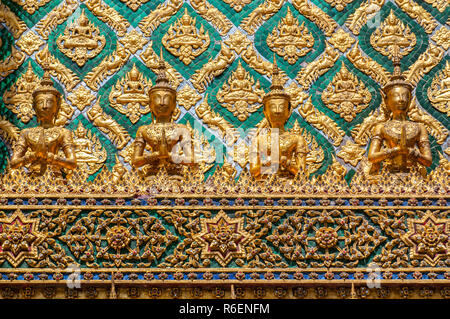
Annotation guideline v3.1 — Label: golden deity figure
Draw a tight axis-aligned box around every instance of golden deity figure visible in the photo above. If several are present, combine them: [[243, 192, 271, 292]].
[[9, 67, 77, 176], [367, 58, 432, 175], [131, 53, 194, 177], [249, 58, 309, 179]]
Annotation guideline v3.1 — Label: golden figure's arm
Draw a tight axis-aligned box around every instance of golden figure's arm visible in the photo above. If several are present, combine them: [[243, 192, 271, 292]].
[[368, 124, 398, 164], [49, 129, 77, 170], [413, 124, 432, 167], [131, 127, 165, 168], [249, 135, 261, 178], [10, 131, 35, 169]]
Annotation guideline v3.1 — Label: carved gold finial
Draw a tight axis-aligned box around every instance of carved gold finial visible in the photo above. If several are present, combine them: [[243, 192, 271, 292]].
[[32, 63, 61, 101], [263, 55, 290, 104]]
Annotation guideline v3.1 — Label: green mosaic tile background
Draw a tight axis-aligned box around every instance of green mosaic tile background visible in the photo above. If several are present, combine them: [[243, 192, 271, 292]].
[[0, 0, 448, 181]]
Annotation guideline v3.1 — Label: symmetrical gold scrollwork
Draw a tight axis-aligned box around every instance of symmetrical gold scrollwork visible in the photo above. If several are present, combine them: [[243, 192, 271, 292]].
[[177, 85, 202, 111], [266, 7, 314, 65], [327, 28, 355, 53], [87, 102, 130, 150], [431, 27, 450, 51], [35, 0, 78, 40], [217, 61, 264, 121], [57, 10, 106, 67], [36, 45, 80, 91], [10, 0, 51, 15], [85, 42, 130, 91], [190, 0, 233, 36], [162, 8, 210, 65], [222, 0, 252, 12], [119, 0, 150, 11], [119, 30, 148, 55], [337, 140, 366, 166], [324, 0, 355, 11], [321, 62, 372, 122], [67, 86, 96, 111], [427, 61, 450, 116], [370, 10, 416, 60], [109, 64, 152, 124], [16, 32, 44, 56], [292, 0, 338, 36]]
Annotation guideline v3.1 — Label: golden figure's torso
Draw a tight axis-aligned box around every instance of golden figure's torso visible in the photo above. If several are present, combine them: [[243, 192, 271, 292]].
[[22, 126, 71, 154]]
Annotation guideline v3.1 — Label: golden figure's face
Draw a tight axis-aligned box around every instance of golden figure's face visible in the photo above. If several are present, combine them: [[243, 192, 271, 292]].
[[34, 93, 59, 123], [149, 89, 176, 119], [264, 97, 290, 127], [385, 85, 411, 114]]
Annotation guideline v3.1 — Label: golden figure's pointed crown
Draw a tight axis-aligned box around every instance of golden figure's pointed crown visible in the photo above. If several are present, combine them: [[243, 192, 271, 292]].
[[32, 63, 61, 99], [382, 55, 413, 94], [263, 55, 290, 103], [149, 49, 175, 94]]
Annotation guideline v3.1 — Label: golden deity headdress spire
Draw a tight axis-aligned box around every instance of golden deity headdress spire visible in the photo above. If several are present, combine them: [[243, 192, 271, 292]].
[[382, 54, 413, 94], [263, 54, 290, 104], [32, 62, 61, 100], [149, 49, 175, 94]]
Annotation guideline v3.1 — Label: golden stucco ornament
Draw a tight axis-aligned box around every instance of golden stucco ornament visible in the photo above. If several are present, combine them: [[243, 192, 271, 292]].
[[162, 8, 210, 65], [57, 10, 106, 67], [249, 57, 309, 179], [367, 57, 432, 175], [266, 7, 314, 65], [9, 65, 77, 177], [427, 61, 450, 116], [217, 61, 264, 121], [72, 122, 107, 175]]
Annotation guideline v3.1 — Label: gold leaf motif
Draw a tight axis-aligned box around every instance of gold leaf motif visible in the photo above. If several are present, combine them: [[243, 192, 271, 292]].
[[119, 30, 148, 54], [217, 61, 264, 121], [35, 0, 78, 40], [370, 10, 416, 60], [427, 61, 450, 116], [10, 0, 51, 15], [337, 140, 366, 166], [3, 62, 40, 123], [267, 7, 314, 65], [328, 28, 355, 53], [232, 140, 249, 168], [345, 0, 385, 35], [87, 102, 131, 150], [240, 0, 284, 35], [423, 0, 448, 12], [431, 27, 450, 50], [222, 0, 252, 12], [190, 0, 233, 36], [292, 0, 338, 36], [224, 30, 251, 55], [57, 10, 106, 67], [321, 62, 372, 122], [72, 122, 107, 175], [394, 0, 438, 34], [16, 32, 45, 56], [109, 64, 152, 124], [196, 95, 238, 146], [162, 8, 210, 65], [177, 85, 202, 111], [67, 86, 96, 111], [86, 0, 130, 37], [0, 3, 27, 39]]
